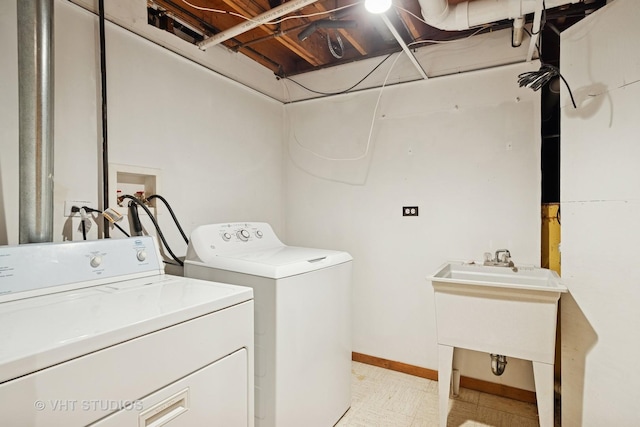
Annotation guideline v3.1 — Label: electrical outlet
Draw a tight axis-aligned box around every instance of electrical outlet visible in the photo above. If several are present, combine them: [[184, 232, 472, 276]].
[[403, 206, 419, 216], [64, 200, 95, 217]]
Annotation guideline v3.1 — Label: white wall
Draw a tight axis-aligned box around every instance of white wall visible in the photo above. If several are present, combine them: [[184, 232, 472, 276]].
[[0, 1, 284, 251], [560, 0, 640, 425], [0, 0, 553, 394], [284, 62, 543, 390]]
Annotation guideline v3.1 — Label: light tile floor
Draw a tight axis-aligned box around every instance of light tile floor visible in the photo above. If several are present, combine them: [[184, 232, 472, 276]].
[[336, 362, 542, 427]]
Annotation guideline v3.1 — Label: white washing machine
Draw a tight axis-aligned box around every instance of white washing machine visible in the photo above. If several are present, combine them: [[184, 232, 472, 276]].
[[0, 236, 254, 427], [184, 222, 352, 427]]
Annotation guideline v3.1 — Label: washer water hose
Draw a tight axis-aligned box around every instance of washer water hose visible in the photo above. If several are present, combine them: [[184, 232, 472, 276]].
[[119, 195, 184, 266], [147, 194, 188, 244], [128, 201, 143, 236]]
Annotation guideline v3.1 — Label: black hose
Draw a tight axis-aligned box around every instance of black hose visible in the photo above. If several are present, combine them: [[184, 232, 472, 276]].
[[128, 202, 143, 236], [147, 194, 189, 244], [113, 222, 131, 238], [120, 195, 184, 266]]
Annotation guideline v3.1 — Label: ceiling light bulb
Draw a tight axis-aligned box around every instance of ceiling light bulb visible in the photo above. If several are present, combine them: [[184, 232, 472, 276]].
[[365, 0, 391, 14]]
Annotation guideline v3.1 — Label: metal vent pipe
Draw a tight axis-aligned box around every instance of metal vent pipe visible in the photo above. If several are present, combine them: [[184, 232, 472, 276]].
[[17, 0, 55, 243]]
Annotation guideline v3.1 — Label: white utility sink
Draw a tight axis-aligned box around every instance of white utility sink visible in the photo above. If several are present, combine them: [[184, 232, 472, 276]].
[[431, 261, 565, 292], [429, 261, 567, 427]]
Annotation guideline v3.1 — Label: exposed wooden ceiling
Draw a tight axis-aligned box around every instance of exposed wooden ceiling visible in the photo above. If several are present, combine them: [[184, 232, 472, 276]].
[[147, 0, 605, 77]]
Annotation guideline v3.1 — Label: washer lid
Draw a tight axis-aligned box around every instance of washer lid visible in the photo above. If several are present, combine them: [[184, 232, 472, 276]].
[[0, 275, 252, 384], [186, 245, 352, 279]]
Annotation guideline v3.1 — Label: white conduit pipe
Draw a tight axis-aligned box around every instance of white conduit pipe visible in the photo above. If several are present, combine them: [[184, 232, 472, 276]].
[[419, 0, 581, 31], [198, 0, 320, 50], [380, 14, 428, 79]]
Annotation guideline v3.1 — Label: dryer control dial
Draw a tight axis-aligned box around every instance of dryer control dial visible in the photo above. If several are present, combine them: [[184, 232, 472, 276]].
[[237, 229, 250, 241], [136, 250, 147, 262], [222, 232, 232, 241], [90, 255, 102, 268], [255, 230, 263, 238]]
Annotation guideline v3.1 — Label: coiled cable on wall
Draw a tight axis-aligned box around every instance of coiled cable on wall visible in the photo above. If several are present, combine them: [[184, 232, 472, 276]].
[[119, 195, 184, 266], [517, 63, 577, 108]]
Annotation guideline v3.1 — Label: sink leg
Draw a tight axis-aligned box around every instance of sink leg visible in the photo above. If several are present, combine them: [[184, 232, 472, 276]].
[[438, 344, 454, 427], [533, 361, 555, 427]]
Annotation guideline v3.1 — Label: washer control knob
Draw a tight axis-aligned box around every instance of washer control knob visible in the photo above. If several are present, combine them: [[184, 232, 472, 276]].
[[222, 232, 232, 241], [90, 256, 102, 268], [255, 230, 263, 238], [136, 250, 147, 262], [237, 229, 250, 241]]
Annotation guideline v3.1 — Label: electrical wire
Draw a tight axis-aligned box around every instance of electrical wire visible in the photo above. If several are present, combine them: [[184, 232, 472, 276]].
[[517, 63, 577, 108], [80, 208, 87, 241], [119, 195, 184, 266], [179, 0, 359, 26], [112, 222, 131, 238], [288, 51, 404, 163], [284, 53, 392, 96], [286, 12, 500, 162], [82, 206, 131, 238], [286, 13, 492, 98], [407, 24, 493, 48], [147, 194, 189, 244], [98, 0, 110, 238], [517, 14, 577, 109]]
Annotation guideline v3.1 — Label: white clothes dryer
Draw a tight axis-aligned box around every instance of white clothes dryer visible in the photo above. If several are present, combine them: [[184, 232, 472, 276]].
[[0, 236, 254, 427], [184, 222, 352, 427]]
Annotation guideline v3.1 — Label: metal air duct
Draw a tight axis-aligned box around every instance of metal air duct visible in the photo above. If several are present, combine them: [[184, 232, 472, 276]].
[[17, 0, 55, 243]]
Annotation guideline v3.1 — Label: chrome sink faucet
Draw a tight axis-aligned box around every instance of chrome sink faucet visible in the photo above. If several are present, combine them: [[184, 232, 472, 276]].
[[495, 249, 511, 264], [484, 249, 515, 267]]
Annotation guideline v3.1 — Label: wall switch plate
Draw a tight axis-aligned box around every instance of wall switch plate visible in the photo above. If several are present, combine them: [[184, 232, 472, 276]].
[[403, 206, 419, 216], [64, 200, 95, 217]]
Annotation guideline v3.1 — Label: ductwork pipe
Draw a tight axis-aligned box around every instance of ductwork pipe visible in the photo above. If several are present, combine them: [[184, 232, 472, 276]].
[[17, 0, 55, 244], [198, 0, 320, 50], [419, 0, 581, 31]]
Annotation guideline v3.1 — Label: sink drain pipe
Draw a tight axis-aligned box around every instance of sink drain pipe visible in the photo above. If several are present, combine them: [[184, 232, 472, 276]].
[[490, 354, 508, 376]]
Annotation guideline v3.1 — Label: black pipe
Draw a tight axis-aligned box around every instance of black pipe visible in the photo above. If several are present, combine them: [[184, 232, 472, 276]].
[[99, 0, 109, 238], [147, 194, 189, 244]]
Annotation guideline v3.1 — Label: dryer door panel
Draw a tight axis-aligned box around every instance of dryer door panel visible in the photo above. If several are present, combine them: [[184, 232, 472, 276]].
[[92, 348, 248, 426]]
